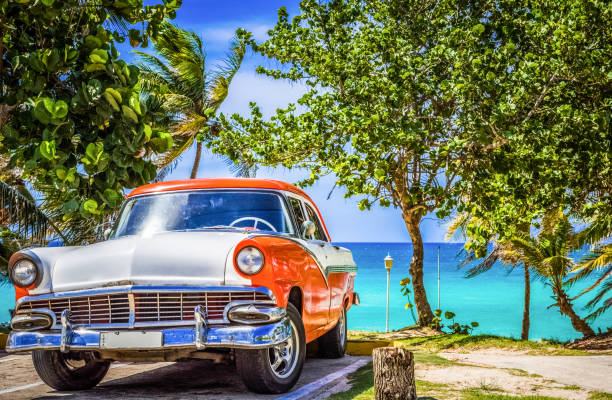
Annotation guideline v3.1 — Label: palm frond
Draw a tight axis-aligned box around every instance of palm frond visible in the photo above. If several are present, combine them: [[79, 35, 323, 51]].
[[464, 247, 500, 277], [0, 180, 49, 243], [583, 279, 611, 321], [223, 156, 258, 178], [445, 212, 471, 241], [208, 34, 246, 110]]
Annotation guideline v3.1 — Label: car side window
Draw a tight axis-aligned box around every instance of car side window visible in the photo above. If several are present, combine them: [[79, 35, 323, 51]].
[[304, 203, 327, 242], [289, 197, 307, 237]]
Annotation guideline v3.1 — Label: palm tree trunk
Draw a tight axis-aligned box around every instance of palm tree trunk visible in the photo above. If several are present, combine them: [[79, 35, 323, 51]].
[[555, 287, 595, 337], [190, 141, 202, 179], [521, 265, 530, 340], [402, 211, 434, 326]]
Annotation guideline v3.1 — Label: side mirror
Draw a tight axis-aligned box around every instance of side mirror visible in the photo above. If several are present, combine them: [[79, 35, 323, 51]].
[[301, 220, 316, 238], [103, 229, 112, 240]]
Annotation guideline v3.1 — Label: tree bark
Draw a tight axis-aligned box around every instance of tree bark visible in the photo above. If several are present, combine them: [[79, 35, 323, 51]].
[[556, 287, 595, 337], [521, 265, 530, 340], [190, 140, 202, 179], [402, 211, 434, 326], [373, 347, 416, 400]]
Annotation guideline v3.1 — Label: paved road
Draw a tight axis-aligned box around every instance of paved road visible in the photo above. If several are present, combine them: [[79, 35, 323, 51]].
[[442, 353, 612, 393], [0, 352, 370, 399]]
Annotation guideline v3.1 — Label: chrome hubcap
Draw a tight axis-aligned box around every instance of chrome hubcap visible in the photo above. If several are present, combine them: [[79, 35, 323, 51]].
[[268, 320, 299, 378], [339, 309, 346, 346]]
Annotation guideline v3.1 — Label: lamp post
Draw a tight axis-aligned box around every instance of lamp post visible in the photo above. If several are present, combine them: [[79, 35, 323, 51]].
[[384, 253, 393, 333]]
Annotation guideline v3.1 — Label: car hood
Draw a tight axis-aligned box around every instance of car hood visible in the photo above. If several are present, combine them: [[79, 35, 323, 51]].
[[29, 230, 252, 294]]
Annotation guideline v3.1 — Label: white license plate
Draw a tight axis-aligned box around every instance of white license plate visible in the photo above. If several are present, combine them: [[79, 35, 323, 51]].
[[100, 331, 163, 349]]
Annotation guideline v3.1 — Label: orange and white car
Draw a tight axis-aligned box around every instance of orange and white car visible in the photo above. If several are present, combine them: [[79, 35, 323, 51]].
[[6, 178, 358, 394]]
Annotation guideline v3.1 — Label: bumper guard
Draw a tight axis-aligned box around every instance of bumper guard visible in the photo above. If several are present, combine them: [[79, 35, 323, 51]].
[[7, 305, 291, 353]]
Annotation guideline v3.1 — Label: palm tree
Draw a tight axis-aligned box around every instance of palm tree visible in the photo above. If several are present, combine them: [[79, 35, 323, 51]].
[[510, 210, 595, 337], [136, 22, 255, 179], [448, 214, 532, 340], [570, 205, 611, 322]]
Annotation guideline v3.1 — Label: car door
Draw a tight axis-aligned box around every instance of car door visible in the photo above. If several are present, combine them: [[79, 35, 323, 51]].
[[286, 196, 330, 334], [301, 201, 348, 327]]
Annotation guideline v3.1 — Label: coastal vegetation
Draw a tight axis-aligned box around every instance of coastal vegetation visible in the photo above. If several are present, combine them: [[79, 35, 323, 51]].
[[0, 0, 183, 253], [211, 0, 611, 334]]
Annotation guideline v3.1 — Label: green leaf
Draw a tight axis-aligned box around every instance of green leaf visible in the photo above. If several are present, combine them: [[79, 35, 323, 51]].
[[433, 309, 442, 317], [444, 311, 456, 319], [39, 140, 56, 160], [102, 188, 122, 207], [83, 199, 101, 215], [472, 23, 485, 35], [89, 49, 108, 64], [129, 93, 142, 115], [471, 322, 479, 327]]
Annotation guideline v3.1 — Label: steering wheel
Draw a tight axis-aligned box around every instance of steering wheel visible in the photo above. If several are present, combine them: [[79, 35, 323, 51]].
[[230, 217, 277, 232]]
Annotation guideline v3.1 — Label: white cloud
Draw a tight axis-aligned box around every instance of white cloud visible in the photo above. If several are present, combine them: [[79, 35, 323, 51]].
[[218, 70, 308, 119], [200, 23, 272, 52]]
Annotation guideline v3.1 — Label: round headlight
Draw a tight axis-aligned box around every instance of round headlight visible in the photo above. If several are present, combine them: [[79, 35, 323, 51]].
[[10, 259, 38, 287], [235, 246, 265, 275]]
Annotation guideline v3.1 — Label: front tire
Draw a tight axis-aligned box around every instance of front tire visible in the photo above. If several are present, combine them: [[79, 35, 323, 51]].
[[32, 350, 110, 391], [318, 306, 347, 358], [235, 303, 306, 394]]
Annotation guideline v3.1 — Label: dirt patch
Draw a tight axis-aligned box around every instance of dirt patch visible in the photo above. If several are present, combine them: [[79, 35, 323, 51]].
[[416, 363, 588, 400], [438, 352, 612, 393]]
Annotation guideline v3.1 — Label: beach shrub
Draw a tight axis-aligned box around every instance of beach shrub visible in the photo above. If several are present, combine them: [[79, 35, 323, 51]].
[[432, 309, 479, 335], [0, 0, 182, 227]]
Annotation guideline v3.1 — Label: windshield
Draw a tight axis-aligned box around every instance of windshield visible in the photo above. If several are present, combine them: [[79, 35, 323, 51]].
[[112, 190, 294, 238]]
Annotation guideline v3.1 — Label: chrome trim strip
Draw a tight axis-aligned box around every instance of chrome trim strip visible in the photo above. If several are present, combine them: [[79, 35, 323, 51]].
[[325, 265, 358, 275], [16, 285, 276, 309], [60, 310, 72, 353], [128, 293, 136, 327], [194, 305, 207, 350], [6, 318, 292, 352]]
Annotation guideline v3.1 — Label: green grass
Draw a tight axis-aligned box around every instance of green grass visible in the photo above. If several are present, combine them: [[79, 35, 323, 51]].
[[390, 334, 594, 355], [461, 389, 565, 400], [414, 352, 463, 366], [588, 392, 612, 400], [326, 363, 374, 400]]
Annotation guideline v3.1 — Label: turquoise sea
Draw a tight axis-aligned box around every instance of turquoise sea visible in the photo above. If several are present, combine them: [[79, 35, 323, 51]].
[[1, 242, 610, 341]]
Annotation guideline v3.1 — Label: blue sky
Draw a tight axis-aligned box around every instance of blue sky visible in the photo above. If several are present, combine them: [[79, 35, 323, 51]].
[[127, 0, 454, 243]]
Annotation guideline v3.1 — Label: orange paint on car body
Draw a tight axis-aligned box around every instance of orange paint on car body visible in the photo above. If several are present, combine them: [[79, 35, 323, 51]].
[[233, 235, 354, 344]]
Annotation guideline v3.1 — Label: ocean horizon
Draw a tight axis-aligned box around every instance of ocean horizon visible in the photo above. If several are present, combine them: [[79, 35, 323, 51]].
[[1, 242, 610, 341]]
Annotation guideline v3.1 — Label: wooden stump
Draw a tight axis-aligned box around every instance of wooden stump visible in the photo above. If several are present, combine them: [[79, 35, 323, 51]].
[[373, 347, 416, 400]]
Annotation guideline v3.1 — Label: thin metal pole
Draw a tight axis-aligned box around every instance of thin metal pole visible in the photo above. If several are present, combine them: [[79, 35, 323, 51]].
[[386, 268, 390, 333], [437, 245, 440, 310]]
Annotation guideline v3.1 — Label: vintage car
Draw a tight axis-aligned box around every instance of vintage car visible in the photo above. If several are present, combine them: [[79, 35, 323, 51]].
[[6, 178, 358, 394]]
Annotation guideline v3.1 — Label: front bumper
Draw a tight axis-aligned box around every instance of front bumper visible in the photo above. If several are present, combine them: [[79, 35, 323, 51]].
[[7, 317, 292, 353]]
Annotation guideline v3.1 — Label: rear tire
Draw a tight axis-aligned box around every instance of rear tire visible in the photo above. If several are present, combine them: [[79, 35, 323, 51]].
[[318, 306, 347, 358], [235, 303, 305, 394], [32, 350, 110, 391]]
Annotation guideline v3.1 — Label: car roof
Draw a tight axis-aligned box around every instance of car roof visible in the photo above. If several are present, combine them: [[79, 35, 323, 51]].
[[126, 178, 332, 241], [126, 178, 314, 202]]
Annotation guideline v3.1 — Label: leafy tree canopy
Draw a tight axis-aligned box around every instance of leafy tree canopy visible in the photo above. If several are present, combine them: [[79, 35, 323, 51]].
[[0, 0, 181, 224], [212, 0, 610, 325]]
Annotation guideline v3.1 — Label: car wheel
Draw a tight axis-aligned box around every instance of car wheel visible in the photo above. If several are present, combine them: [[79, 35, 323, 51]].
[[235, 302, 306, 394], [318, 306, 347, 358], [32, 350, 110, 391]]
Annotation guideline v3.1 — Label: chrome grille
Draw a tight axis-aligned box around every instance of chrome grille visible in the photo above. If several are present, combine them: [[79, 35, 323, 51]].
[[20, 294, 130, 324], [134, 292, 271, 322], [17, 290, 271, 326]]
